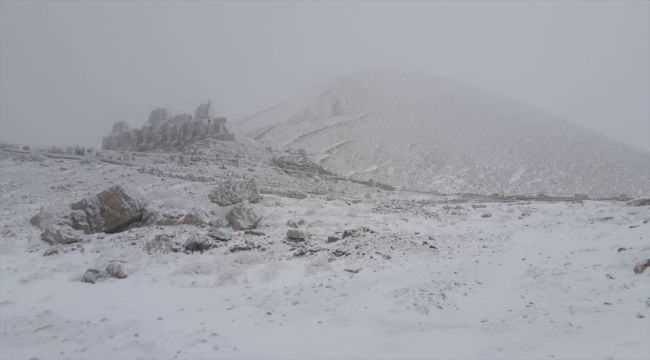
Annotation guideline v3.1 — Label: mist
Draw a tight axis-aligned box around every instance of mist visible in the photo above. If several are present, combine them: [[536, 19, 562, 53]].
[[1, 1, 648, 151]]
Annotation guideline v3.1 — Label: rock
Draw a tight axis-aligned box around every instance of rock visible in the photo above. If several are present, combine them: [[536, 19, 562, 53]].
[[342, 230, 355, 239], [41, 225, 84, 245], [293, 248, 307, 257], [633, 259, 650, 274], [287, 220, 299, 228], [297, 218, 306, 225], [364, 193, 372, 199], [630, 225, 640, 229], [105, 262, 128, 279], [327, 236, 340, 243], [618, 247, 627, 252], [71, 184, 148, 234], [208, 228, 232, 242], [43, 248, 59, 257], [308, 246, 324, 252], [244, 230, 265, 236], [226, 202, 263, 231], [209, 179, 261, 207], [82, 269, 108, 284], [627, 198, 650, 207], [344, 264, 362, 273], [286, 229, 308, 241], [182, 208, 210, 227], [481, 212, 492, 218]]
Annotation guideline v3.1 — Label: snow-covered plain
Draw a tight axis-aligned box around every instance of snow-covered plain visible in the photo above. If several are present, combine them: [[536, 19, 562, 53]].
[[235, 69, 650, 195], [1, 150, 649, 360]]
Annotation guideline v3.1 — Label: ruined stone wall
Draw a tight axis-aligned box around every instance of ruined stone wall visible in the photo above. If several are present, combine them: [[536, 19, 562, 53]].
[[102, 102, 234, 151]]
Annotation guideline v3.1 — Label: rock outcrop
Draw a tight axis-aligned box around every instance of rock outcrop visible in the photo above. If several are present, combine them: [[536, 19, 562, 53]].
[[209, 179, 261, 206], [102, 102, 234, 152]]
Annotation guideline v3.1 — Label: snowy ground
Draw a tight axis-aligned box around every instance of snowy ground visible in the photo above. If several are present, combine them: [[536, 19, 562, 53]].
[[1, 153, 649, 360]]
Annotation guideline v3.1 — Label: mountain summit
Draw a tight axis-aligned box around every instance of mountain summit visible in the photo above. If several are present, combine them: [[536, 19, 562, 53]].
[[236, 69, 649, 195]]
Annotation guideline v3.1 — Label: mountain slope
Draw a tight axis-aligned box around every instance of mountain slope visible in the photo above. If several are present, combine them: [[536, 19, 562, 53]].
[[235, 69, 650, 195]]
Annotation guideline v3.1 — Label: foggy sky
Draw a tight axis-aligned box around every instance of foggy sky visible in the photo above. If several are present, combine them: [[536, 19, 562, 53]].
[[1, 1, 648, 152]]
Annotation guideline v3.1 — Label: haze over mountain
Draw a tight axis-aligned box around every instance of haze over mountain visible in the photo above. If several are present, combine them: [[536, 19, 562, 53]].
[[236, 69, 650, 195]]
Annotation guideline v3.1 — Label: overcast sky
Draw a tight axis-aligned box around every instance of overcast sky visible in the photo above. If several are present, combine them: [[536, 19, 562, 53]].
[[1, 1, 648, 151]]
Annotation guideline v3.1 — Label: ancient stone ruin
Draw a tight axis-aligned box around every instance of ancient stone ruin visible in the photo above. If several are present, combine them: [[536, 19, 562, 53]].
[[102, 101, 234, 152]]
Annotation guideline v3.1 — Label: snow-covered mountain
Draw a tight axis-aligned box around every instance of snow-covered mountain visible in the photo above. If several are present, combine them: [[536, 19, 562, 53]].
[[235, 69, 649, 195]]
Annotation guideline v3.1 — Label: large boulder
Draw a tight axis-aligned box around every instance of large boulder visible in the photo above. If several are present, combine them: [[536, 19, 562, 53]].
[[209, 179, 261, 206], [226, 202, 263, 231], [41, 225, 84, 245], [71, 184, 148, 234]]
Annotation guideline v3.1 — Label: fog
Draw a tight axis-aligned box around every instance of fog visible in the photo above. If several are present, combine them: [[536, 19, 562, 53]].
[[1, 1, 648, 151]]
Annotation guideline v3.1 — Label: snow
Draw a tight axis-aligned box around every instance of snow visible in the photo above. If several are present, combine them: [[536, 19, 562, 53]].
[[234, 69, 650, 195], [1, 151, 649, 359]]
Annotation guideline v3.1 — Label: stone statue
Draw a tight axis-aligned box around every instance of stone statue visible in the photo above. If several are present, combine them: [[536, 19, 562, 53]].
[[102, 102, 233, 152]]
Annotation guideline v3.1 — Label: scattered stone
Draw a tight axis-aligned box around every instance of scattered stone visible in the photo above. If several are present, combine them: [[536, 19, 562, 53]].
[[208, 228, 232, 242], [636, 313, 646, 319], [226, 202, 263, 231], [286, 229, 308, 241], [82, 269, 108, 284], [286, 220, 299, 228], [293, 248, 306, 257], [244, 230, 265, 236], [105, 262, 128, 279], [41, 225, 84, 245], [344, 264, 362, 273], [342, 230, 355, 239], [630, 225, 639, 229], [481, 212, 492, 218], [633, 259, 650, 274], [71, 184, 148, 233], [308, 246, 324, 253], [209, 179, 260, 206], [327, 236, 339, 243], [606, 274, 615, 280], [43, 248, 59, 257], [618, 247, 627, 252]]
